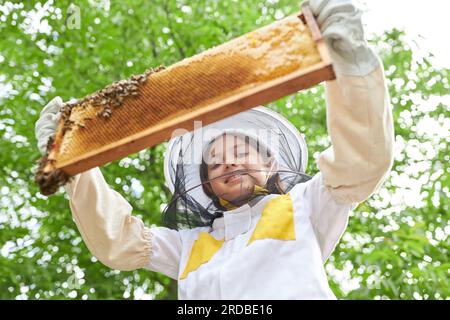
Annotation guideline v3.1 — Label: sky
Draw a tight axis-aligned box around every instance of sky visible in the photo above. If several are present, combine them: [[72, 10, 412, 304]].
[[362, 0, 449, 69]]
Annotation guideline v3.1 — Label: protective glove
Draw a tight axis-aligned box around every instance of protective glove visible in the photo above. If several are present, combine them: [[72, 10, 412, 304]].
[[307, 0, 380, 76], [35, 96, 63, 155], [35, 96, 76, 197]]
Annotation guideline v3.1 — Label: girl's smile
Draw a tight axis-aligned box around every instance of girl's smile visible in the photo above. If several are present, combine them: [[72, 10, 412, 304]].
[[225, 173, 243, 184]]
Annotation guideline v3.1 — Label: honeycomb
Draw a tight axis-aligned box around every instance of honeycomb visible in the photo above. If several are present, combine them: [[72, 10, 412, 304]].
[[36, 14, 322, 195]]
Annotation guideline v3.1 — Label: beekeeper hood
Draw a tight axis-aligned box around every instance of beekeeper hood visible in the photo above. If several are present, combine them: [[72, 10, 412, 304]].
[[163, 106, 310, 229]]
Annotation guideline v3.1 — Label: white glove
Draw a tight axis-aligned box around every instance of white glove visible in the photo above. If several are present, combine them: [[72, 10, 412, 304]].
[[307, 0, 380, 76], [35, 96, 79, 197], [35, 96, 63, 155]]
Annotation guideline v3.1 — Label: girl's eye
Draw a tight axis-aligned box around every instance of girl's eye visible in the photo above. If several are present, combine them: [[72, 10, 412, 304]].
[[212, 163, 220, 169]]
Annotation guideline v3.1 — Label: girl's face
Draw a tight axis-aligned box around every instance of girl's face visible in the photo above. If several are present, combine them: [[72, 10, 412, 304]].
[[204, 134, 273, 206]]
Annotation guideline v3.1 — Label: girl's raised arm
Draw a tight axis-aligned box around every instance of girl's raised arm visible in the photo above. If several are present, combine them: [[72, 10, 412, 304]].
[[310, 0, 395, 204], [293, 0, 395, 261], [64, 168, 182, 278], [36, 97, 182, 276]]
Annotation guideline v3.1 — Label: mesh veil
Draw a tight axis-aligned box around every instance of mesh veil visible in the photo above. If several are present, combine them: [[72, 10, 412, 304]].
[[162, 107, 311, 230]]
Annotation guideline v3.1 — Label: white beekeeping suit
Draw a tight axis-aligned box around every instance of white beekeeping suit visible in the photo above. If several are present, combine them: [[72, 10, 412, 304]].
[[35, 0, 394, 299]]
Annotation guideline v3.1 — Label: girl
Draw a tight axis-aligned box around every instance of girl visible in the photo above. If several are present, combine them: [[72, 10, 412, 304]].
[[35, 0, 394, 299]]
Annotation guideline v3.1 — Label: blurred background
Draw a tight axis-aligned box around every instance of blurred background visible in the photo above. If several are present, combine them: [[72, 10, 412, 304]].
[[0, 0, 448, 300]]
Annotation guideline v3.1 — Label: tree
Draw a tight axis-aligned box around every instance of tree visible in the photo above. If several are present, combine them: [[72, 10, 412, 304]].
[[0, 0, 448, 299]]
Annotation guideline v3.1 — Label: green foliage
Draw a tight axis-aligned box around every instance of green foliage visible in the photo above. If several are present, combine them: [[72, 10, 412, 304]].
[[0, 0, 448, 299]]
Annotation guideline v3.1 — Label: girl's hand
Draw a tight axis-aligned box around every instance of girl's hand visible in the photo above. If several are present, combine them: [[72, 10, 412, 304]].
[[35, 96, 63, 155], [307, 0, 379, 76]]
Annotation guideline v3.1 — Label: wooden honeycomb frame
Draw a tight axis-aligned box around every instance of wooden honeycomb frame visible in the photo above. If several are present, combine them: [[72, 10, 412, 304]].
[[36, 4, 335, 194]]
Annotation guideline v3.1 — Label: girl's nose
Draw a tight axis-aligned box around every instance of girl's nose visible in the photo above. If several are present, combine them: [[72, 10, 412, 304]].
[[225, 162, 237, 170]]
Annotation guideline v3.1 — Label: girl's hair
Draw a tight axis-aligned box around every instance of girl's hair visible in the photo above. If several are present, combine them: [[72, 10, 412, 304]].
[[199, 133, 285, 211]]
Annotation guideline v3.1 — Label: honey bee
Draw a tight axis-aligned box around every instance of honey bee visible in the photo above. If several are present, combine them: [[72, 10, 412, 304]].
[[98, 108, 112, 119]]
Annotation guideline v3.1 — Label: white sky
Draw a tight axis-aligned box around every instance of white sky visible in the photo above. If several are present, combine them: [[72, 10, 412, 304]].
[[362, 0, 449, 69]]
